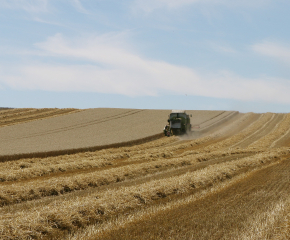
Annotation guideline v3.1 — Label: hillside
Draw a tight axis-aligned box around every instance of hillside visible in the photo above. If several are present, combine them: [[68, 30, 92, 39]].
[[0, 109, 290, 239], [0, 108, 236, 157]]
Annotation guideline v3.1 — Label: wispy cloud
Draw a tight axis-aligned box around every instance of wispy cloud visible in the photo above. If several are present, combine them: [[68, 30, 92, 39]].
[[252, 41, 290, 63], [1, 33, 290, 104], [132, 0, 271, 13], [71, 0, 89, 14], [133, 0, 198, 13], [32, 17, 67, 27], [0, 0, 89, 14], [0, 0, 48, 12]]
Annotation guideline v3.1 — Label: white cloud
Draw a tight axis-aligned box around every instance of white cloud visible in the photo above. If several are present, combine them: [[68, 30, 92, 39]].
[[252, 41, 290, 63], [1, 33, 290, 104]]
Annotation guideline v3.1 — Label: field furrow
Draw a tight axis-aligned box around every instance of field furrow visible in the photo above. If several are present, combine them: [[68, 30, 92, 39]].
[[0, 137, 180, 182], [0, 148, 288, 239], [0, 150, 257, 206], [0, 108, 80, 127], [0, 108, 290, 239], [1, 109, 144, 142], [231, 113, 281, 148]]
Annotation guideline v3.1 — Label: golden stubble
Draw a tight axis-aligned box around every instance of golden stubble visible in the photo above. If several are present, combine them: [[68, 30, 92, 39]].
[[0, 110, 289, 239]]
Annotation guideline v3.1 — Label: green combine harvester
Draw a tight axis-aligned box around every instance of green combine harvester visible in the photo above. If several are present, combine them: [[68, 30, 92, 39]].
[[163, 110, 192, 137]]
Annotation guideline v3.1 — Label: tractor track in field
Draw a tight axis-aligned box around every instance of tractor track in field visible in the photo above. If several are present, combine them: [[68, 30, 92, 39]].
[[164, 112, 260, 151], [1, 109, 290, 239], [0, 111, 267, 189], [162, 112, 241, 148], [0, 109, 144, 141], [233, 113, 285, 148], [0, 111, 281, 192], [275, 133, 290, 148], [271, 118, 290, 148], [18, 109, 145, 140], [194, 110, 226, 127], [198, 111, 237, 129]]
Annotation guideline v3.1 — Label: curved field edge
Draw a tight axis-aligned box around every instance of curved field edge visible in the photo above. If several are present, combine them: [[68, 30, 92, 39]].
[[0, 136, 180, 183], [0, 110, 239, 162], [0, 133, 165, 162], [0, 109, 238, 157]]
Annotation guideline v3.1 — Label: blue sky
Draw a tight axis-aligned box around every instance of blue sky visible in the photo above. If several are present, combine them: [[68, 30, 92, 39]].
[[0, 0, 290, 112]]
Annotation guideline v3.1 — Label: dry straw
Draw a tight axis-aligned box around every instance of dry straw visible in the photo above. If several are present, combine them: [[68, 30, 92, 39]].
[[0, 148, 257, 206], [0, 147, 288, 239], [0, 109, 290, 239]]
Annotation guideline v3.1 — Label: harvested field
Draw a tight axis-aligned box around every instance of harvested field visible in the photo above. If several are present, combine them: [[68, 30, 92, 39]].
[[0, 108, 80, 128], [0, 108, 290, 239], [0, 109, 235, 158]]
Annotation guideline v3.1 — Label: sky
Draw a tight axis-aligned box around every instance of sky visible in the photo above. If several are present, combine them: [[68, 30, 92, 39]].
[[0, 0, 290, 112]]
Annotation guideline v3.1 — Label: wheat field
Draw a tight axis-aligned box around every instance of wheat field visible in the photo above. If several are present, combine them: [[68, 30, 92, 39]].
[[0, 108, 290, 239]]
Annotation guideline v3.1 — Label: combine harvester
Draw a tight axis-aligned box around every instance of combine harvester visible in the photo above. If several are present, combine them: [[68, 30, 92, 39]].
[[163, 110, 193, 137]]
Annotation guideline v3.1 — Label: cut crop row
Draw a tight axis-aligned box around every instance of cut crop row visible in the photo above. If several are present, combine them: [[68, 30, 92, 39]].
[[0, 137, 178, 182], [0, 112, 274, 183], [0, 148, 258, 206], [0, 147, 288, 239]]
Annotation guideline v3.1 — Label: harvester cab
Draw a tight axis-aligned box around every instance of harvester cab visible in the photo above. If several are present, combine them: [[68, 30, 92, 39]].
[[164, 110, 192, 137]]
